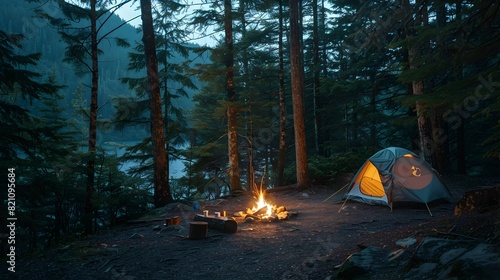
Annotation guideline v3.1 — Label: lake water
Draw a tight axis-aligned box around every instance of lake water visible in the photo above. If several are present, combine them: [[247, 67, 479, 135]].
[[103, 140, 186, 179]]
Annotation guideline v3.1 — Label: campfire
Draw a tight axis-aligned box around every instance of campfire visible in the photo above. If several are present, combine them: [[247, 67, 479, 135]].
[[189, 183, 300, 238], [245, 189, 290, 222], [249, 190, 273, 217]]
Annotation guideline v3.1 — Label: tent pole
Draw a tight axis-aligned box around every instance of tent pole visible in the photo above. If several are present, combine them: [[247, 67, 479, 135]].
[[323, 183, 349, 203], [425, 203, 433, 217], [338, 196, 350, 213]]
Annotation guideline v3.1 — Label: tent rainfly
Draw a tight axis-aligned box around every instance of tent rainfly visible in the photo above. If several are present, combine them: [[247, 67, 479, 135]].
[[340, 147, 452, 216]]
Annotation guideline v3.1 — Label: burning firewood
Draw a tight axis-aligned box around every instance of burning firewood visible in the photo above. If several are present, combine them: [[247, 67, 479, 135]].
[[275, 206, 286, 214], [242, 171, 298, 222], [250, 206, 268, 216], [277, 211, 289, 220]]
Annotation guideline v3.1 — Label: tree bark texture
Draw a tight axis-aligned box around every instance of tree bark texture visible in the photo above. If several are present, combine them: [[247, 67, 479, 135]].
[[140, 0, 172, 207], [403, 0, 432, 162], [312, 0, 320, 154], [276, 0, 286, 187], [224, 0, 242, 192], [289, 0, 309, 189], [239, 0, 253, 190], [430, 1, 450, 174], [84, 0, 98, 234], [455, 0, 466, 174]]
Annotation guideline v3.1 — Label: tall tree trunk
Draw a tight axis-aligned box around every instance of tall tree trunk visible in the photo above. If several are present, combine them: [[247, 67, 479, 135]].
[[239, 0, 253, 190], [224, 0, 242, 192], [84, 0, 98, 234], [431, 0, 450, 174], [320, 0, 329, 155], [412, 74, 431, 160], [276, 0, 286, 187], [162, 17, 171, 197], [140, 0, 172, 207], [30, 210, 37, 252], [456, 118, 466, 174], [53, 199, 63, 244], [455, 0, 466, 174], [370, 78, 378, 146], [404, 0, 432, 161], [312, 0, 320, 154], [320, 0, 328, 78], [430, 115, 448, 172], [289, 0, 309, 189]]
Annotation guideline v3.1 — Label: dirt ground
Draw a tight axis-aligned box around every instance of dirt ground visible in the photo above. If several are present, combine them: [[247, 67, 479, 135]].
[[3, 175, 499, 280]]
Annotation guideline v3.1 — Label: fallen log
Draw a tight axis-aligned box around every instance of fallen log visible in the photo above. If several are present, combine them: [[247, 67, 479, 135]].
[[193, 214, 238, 233]]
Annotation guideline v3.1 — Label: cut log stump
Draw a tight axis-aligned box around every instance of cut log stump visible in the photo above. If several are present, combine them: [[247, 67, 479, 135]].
[[166, 216, 180, 226], [193, 214, 238, 233], [189, 222, 208, 239]]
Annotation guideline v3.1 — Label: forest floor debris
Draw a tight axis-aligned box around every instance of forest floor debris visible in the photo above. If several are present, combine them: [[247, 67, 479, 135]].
[[2, 175, 498, 279]]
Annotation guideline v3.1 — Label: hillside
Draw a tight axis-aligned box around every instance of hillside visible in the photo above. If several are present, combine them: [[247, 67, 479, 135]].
[[0, 0, 202, 142]]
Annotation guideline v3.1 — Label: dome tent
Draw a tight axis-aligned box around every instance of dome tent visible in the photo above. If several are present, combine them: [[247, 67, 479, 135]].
[[341, 147, 452, 215]]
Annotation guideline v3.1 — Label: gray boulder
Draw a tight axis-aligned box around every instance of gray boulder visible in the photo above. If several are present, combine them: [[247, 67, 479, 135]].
[[337, 246, 399, 279], [406, 237, 500, 279], [336, 237, 500, 279]]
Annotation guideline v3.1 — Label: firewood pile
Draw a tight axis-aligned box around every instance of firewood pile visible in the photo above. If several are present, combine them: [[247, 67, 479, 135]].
[[233, 205, 299, 223]]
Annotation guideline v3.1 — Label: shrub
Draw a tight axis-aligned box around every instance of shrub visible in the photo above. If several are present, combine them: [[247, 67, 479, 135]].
[[284, 147, 377, 186]]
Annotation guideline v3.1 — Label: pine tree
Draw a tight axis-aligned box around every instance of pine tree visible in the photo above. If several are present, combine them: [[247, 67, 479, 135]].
[[188, 1, 290, 190], [34, 0, 132, 233], [289, 0, 309, 189], [0, 30, 61, 160], [224, 0, 243, 192], [0, 33, 79, 250], [140, 0, 172, 207], [118, 0, 195, 205], [276, 0, 287, 187], [396, 0, 500, 173], [27, 75, 82, 248]]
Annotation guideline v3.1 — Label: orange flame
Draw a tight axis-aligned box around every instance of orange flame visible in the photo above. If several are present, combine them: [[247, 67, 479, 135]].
[[250, 190, 274, 217]]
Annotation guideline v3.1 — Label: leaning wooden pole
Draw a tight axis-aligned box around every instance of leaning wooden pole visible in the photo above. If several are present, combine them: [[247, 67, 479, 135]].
[[425, 203, 433, 217], [323, 183, 349, 203]]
